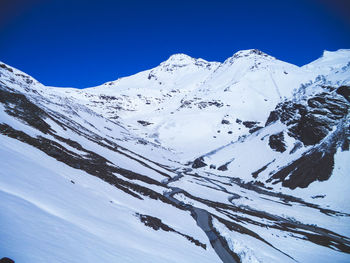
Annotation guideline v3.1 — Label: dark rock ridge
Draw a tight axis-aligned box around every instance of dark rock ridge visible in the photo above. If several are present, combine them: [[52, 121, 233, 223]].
[[266, 88, 349, 146], [265, 87, 349, 189], [217, 164, 228, 171], [252, 159, 275, 178], [337, 86, 350, 102], [0, 63, 14, 72], [242, 120, 262, 133], [269, 132, 286, 153], [136, 213, 206, 249], [137, 120, 153, 126], [242, 121, 258, 128], [192, 157, 207, 168], [0, 88, 53, 134]]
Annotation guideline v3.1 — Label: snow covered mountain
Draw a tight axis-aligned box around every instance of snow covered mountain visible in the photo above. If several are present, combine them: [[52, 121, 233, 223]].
[[0, 49, 350, 263]]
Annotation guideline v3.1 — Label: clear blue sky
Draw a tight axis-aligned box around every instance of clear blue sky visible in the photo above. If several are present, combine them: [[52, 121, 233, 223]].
[[1, 0, 349, 88]]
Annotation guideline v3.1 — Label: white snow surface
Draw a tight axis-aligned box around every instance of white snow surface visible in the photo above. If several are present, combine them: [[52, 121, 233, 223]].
[[53, 49, 350, 160], [1, 48, 350, 263]]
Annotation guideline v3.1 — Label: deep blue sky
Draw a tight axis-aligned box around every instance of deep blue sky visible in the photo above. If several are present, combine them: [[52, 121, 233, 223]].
[[1, 0, 349, 88]]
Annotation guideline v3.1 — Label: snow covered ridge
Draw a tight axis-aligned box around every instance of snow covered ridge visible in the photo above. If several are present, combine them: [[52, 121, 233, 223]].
[[0, 49, 350, 263]]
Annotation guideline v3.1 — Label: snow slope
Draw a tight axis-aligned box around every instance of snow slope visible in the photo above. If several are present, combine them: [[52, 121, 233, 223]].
[[1, 49, 350, 263], [53, 49, 350, 160]]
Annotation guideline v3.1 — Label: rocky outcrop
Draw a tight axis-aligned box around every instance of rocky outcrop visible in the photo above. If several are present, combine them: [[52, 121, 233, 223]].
[[192, 157, 207, 168], [265, 87, 349, 189], [266, 88, 349, 146], [136, 213, 206, 249], [269, 132, 286, 153]]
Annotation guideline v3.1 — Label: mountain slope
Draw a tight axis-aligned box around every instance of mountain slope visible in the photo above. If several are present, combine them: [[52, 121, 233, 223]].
[[1, 49, 350, 263]]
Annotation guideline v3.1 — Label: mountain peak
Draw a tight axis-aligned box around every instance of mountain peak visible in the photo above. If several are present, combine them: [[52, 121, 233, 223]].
[[222, 49, 275, 66], [164, 53, 195, 65], [319, 49, 350, 63], [157, 53, 217, 72], [303, 48, 350, 69], [322, 49, 350, 57], [232, 49, 273, 59]]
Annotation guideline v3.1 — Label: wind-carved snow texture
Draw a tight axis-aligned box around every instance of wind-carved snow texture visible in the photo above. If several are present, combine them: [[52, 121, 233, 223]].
[[1, 49, 350, 263]]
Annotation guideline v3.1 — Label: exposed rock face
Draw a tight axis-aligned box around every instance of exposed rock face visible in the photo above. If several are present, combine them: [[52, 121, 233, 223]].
[[266, 88, 349, 146], [265, 87, 350, 189], [268, 116, 349, 189], [337, 86, 350, 102], [192, 157, 207, 168], [242, 120, 262, 133], [268, 148, 336, 189], [137, 120, 153, 126], [217, 164, 228, 171], [136, 213, 207, 249], [242, 121, 259, 129], [0, 63, 14, 72], [0, 88, 52, 134], [269, 132, 286, 153]]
